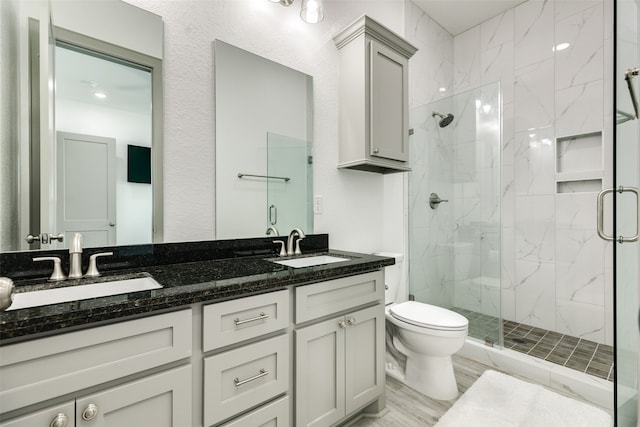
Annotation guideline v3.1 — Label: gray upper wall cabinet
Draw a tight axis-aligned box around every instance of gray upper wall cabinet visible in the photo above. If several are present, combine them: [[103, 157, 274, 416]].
[[334, 15, 417, 174]]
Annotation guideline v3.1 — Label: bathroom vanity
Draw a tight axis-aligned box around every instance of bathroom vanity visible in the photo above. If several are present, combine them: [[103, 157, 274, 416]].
[[0, 236, 392, 427]]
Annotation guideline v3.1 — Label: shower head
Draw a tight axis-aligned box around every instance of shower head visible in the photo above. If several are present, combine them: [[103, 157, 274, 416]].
[[432, 111, 455, 128]]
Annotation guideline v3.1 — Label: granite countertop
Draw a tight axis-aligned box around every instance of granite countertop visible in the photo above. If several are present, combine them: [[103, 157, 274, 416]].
[[0, 248, 393, 345]]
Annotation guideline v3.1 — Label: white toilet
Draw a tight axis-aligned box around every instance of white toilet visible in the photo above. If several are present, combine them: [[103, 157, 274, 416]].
[[378, 253, 469, 401]]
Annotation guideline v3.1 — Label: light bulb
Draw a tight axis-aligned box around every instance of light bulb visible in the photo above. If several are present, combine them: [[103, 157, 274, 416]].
[[300, 0, 323, 23], [553, 42, 570, 52]]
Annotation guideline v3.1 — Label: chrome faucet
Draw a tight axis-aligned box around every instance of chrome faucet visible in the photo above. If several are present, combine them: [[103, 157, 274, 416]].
[[266, 226, 280, 236], [68, 233, 83, 279], [287, 228, 305, 256]]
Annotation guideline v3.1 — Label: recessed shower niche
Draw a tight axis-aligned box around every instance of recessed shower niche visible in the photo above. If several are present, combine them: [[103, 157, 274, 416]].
[[555, 131, 603, 193]]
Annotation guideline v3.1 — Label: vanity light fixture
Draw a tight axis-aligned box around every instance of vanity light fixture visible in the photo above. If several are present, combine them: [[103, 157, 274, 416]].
[[300, 0, 324, 24], [268, 0, 324, 24]]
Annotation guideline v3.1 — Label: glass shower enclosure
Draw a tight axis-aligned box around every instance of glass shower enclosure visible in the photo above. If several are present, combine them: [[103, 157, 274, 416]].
[[614, 0, 640, 425], [266, 132, 313, 236], [409, 82, 502, 347]]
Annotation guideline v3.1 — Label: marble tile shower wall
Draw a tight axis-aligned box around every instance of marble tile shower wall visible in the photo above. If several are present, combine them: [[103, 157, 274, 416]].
[[405, 1, 455, 306], [452, 0, 614, 345]]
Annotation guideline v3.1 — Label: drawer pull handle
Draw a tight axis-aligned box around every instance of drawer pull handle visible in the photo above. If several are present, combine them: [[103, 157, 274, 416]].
[[234, 312, 270, 326], [234, 368, 269, 386]]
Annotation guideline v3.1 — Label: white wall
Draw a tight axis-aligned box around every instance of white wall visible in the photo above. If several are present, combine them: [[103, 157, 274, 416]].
[[124, 0, 406, 254]]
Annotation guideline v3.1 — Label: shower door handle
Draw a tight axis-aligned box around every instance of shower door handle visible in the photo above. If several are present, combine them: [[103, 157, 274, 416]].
[[597, 186, 640, 243], [269, 204, 277, 225]]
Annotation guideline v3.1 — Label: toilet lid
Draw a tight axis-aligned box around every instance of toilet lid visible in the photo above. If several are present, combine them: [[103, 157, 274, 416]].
[[389, 301, 468, 331]]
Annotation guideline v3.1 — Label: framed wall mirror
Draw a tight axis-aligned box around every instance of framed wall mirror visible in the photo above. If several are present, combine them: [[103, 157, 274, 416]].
[[214, 40, 314, 239], [2, 0, 163, 252]]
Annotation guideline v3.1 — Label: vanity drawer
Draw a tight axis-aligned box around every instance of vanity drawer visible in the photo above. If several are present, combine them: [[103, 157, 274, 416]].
[[295, 271, 383, 324], [0, 309, 192, 414], [203, 334, 289, 426], [221, 396, 289, 427], [203, 289, 289, 352]]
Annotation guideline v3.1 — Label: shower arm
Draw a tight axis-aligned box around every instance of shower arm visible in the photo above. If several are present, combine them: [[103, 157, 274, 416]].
[[624, 67, 640, 119]]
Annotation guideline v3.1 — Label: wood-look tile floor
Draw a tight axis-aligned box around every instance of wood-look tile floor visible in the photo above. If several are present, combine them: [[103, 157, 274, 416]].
[[348, 354, 608, 427], [348, 355, 490, 426]]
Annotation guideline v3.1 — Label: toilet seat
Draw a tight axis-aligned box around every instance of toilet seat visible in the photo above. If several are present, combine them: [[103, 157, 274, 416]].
[[389, 301, 468, 331]]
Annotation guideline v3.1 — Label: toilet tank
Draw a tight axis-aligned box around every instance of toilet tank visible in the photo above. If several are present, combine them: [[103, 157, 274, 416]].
[[373, 252, 403, 305]]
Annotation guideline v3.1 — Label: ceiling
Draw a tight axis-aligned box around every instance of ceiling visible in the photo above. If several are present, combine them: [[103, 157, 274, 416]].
[[413, 0, 528, 36], [56, 45, 152, 115]]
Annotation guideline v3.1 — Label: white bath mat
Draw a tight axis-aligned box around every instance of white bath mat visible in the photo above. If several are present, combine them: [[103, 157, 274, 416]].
[[434, 370, 612, 427]]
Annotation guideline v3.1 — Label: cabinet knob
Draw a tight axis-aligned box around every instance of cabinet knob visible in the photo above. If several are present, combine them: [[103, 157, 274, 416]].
[[373, 148, 379, 154], [82, 403, 99, 421], [347, 317, 356, 325], [50, 413, 69, 427], [338, 320, 346, 329]]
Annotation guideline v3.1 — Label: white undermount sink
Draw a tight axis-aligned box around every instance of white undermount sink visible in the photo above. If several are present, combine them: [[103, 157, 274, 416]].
[[272, 255, 350, 269], [7, 276, 162, 311]]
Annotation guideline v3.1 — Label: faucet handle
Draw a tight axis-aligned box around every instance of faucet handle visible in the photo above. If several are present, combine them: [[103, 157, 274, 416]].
[[294, 237, 304, 255], [273, 241, 286, 257], [33, 257, 67, 281], [85, 252, 114, 277]]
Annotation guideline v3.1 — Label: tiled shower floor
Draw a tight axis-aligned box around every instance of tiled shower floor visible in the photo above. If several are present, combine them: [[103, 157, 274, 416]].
[[452, 307, 614, 381]]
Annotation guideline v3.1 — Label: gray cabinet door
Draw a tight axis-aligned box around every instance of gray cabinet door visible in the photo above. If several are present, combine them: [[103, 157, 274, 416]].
[[295, 317, 345, 427], [0, 402, 75, 427], [345, 305, 385, 414], [295, 303, 385, 427], [75, 365, 191, 427], [369, 40, 409, 163]]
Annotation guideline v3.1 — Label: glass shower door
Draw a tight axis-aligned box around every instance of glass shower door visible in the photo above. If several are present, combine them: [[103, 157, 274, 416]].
[[408, 83, 502, 347], [614, 0, 640, 425]]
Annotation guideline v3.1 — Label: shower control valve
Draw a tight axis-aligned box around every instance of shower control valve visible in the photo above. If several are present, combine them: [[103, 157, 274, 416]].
[[429, 193, 449, 209]]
